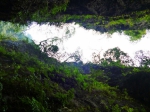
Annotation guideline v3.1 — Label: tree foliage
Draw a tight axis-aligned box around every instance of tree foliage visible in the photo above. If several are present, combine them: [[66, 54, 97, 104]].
[[101, 47, 134, 66], [124, 30, 146, 41], [0, 32, 149, 111], [0, 0, 69, 24], [1, 18, 150, 111]]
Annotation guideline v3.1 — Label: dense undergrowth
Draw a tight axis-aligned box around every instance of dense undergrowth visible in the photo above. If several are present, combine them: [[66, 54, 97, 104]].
[[0, 36, 150, 112], [50, 9, 150, 41], [1, 1, 150, 111]]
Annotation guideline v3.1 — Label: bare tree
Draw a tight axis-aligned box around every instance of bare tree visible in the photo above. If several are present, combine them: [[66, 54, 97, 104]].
[[134, 50, 150, 67], [92, 49, 103, 64]]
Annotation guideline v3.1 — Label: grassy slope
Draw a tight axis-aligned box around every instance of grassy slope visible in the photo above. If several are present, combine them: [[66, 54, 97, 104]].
[[0, 37, 149, 112]]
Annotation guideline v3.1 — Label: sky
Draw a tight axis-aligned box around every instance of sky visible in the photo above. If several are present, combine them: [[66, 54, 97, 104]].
[[25, 22, 150, 63]]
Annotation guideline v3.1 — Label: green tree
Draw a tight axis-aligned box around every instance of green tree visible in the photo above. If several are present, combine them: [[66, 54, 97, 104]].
[[39, 38, 59, 57], [101, 47, 134, 66]]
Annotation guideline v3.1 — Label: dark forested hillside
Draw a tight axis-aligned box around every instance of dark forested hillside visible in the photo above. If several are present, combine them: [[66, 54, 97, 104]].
[[64, 0, 150, 16], [0, 35, 150, 112]]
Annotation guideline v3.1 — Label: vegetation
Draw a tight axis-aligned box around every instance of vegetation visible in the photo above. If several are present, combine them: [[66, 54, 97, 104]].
[[1, 0, 150, 40], [0, 0, 150, 110], [46, 9, 150, 40], [0, 0, 69, 24], [0, 22, 150, 111], [124, 30, 146, 41]]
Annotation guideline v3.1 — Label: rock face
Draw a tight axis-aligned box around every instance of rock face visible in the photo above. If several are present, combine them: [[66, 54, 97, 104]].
[[64, 0, 150, 16]]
